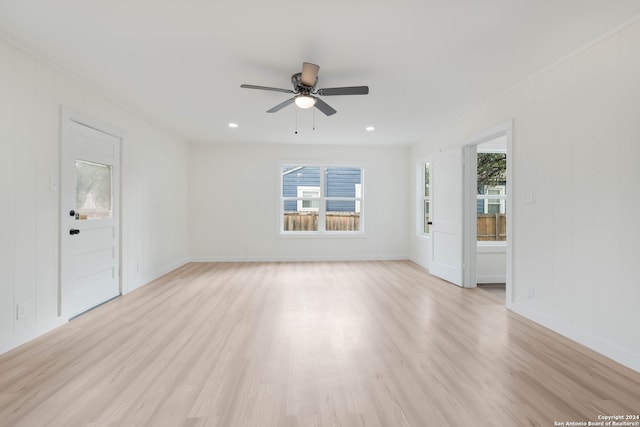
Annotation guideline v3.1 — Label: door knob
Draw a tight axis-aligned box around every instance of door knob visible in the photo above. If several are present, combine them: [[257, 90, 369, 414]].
[[69, 210, 76, 217], [69, 229, 80, 235]]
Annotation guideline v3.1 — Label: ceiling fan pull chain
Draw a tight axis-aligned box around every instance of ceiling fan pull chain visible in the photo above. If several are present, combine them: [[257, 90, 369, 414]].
[[294, 107, 298, 135], [313, 107, 316, 131]]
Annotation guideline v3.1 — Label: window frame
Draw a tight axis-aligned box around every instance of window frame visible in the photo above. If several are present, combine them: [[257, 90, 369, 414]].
[[279, 163, 364, 236]]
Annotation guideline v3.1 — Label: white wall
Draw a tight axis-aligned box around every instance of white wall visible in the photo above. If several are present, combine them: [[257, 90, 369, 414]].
[[0, 39, 190, 354], [476, 246, 506, 284], [410, 19, 640, 371], [189, 143, 409, 261], [121, 119, 189, 292]]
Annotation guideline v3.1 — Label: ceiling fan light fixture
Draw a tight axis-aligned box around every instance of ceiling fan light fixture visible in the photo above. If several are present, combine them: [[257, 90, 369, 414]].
[[294, 95, 316, 109]]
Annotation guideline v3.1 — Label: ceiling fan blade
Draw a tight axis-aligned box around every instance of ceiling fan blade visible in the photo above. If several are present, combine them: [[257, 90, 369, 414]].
[[267, 97, 295, 113], [301, 62, 320, 87], [316, 86, 369, 96], [241, 84, 295, 94], [314, 98, 337, 116]]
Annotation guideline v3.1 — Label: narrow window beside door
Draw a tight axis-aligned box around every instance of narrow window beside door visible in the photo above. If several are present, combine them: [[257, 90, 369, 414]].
[[423, 162, 430, 234]]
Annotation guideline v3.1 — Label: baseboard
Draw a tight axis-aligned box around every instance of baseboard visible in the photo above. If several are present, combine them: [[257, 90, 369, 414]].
[[408, 256, 429, 270], [510, 302, 640, 373], [0, 317, 68, 356], [477, 275, 506, 284], [189, 255, 409, 262], [124, 257, 190, 294], [153, 257, 190, 279]]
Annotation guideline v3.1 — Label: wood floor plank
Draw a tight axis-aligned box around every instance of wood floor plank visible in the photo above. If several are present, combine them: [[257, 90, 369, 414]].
[[1, 261, 639, 426]]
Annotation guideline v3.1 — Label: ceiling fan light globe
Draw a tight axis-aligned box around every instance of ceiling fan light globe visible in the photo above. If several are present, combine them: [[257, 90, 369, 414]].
[[295, 96, 316, 109]]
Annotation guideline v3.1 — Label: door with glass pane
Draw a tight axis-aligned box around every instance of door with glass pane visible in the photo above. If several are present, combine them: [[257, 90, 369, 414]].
[[60, 114, 120, 318]]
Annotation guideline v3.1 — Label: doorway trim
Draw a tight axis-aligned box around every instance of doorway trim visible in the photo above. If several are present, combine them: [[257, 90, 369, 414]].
[[462, 121, 513, 307], [59, 107, 123, 318]]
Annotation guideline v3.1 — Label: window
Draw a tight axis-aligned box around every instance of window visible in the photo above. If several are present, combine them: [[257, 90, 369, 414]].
[[297, 186, 320, 211], [416, 162, 430, 235], [281, 165, 363, 233], [484, 186, 506, 214], [423, 163, 430, 234], [75, 159, 113, 219]]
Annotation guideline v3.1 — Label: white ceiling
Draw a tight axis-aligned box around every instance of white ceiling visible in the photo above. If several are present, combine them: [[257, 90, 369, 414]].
[[1, 0, 639, 146]]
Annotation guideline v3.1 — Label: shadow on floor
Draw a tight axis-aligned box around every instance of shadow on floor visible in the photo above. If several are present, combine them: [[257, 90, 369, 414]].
[[478, 283, 505, 301]]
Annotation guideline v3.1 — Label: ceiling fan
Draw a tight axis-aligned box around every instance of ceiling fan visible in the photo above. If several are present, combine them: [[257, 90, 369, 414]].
[[240, 62, 369, 116]]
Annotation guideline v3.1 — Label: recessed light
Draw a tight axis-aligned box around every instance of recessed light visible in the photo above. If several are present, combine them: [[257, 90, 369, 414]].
[[228, 122, 239, 128], [366, 126, 375, 131]]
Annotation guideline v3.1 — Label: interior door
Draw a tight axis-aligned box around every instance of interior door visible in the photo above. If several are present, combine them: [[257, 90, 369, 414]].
[[60, 114, 120, 318], [430, 146, 463, 286]]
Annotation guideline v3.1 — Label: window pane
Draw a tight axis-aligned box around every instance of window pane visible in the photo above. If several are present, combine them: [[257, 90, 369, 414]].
[[477, 152, 506, 189], [302, 199, 320, 209], [326, 200, 360, 231], [424, 200, 430, 233], [477, 212, 506, 240], [75, 160, 112, 219], [424, 163, 430, 197], [325, 167, 361, 197], [283, 202, 318, 231], [282, 166, 321, 197]]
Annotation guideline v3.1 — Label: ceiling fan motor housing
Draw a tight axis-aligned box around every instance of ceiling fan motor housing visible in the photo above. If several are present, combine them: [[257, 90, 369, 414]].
[[291, 73, 316, 94]]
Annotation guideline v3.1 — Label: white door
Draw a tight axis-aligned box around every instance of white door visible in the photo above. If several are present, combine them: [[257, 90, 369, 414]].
[[430, 147, 463, 286], [60, 113, 120, 318]]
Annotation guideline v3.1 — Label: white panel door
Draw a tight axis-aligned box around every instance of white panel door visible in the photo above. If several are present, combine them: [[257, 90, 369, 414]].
[[61, 116, 120, 318], [430, 147, 463, 286]]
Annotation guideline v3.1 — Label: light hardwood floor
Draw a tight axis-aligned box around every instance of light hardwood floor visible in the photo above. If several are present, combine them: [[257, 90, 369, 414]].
[[1, 261, 639, 426]]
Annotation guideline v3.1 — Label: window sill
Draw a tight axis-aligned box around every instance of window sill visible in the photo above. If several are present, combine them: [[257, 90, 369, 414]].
[[279, 231, 367, 239]]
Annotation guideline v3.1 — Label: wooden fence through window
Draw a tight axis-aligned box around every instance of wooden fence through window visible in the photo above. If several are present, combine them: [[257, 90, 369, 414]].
[[477, 213, 507, 241], [283, 212, 360, 231], [284, 211, 505, 240]]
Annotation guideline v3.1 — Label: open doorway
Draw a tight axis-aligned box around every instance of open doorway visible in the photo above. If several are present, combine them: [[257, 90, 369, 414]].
[[462, 122, 512, 306], [476, 137, 507, 300]]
